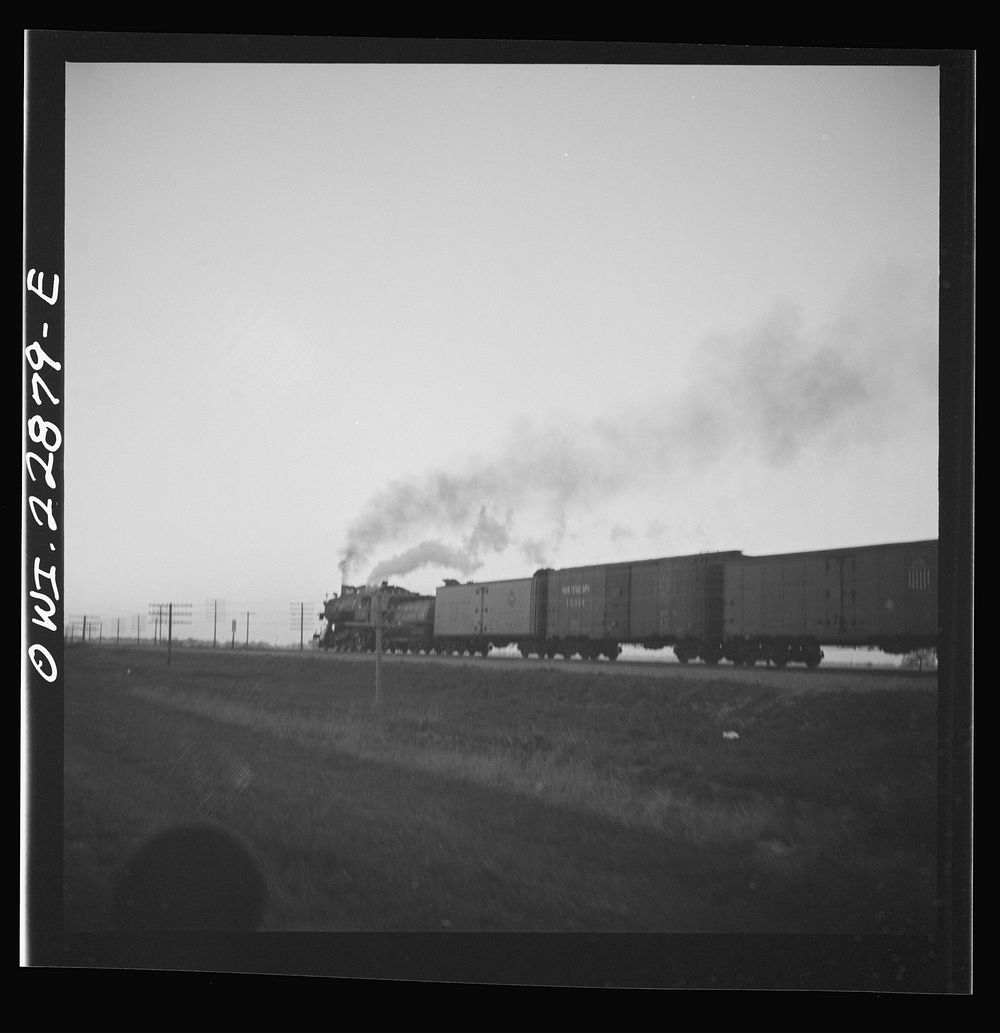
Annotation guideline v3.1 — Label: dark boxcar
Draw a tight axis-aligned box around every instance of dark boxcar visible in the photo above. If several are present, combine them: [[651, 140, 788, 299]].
[[544, 562, 630, 659], [724, 540, 938, 666], [433, 577, 540, 656], [629, 552, 738, 663]]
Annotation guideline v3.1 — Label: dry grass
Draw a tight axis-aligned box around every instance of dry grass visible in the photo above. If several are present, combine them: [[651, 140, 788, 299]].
[[62, 646, 938, 935]]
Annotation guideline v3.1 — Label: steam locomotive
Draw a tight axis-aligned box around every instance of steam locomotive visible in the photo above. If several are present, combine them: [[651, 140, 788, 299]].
[[317, 539, 938, 668]]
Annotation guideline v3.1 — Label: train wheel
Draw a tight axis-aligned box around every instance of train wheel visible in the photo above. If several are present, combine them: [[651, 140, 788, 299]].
[[770, 644, 790, 669]]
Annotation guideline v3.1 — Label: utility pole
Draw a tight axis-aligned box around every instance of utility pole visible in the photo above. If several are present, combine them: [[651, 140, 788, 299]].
[[68, 614, 97, 644], [206, 598, 226, 648], [116, 617, 120, 646], [148, 602, 191, 665], [289, 601, 316, 651], [149, 603, 167, 646], [240, 611, 255, 648], [374, 584, 385, 706]]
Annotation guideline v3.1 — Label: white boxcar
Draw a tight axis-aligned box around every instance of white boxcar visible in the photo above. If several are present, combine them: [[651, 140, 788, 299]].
[[434, 578, 538, 640]]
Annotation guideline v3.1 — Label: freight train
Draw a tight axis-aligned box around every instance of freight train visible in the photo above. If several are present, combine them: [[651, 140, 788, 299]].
[[317, 539, 938, 668]]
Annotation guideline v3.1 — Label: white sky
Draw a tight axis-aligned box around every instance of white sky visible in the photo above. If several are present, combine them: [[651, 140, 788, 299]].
[[62, 61, 940, 645]]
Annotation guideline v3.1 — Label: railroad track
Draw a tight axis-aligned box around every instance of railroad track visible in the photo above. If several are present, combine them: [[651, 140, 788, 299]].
[[303, 646, 934, 687]]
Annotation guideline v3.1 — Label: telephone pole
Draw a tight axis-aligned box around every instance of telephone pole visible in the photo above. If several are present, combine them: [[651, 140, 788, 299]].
[[289, 601, 316, 651], [148, 603, 166, 646], [148, 602, 192, 665], [205, 598, 227, 648], [374, 584, 385, 706], [67, 614, 96, 644]]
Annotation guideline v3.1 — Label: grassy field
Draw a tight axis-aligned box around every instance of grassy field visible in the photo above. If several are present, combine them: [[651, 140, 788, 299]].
[[62, 645, 938, 935]]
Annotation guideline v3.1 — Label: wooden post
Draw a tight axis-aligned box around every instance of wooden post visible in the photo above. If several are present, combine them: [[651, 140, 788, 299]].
[[374, 587, 383, 706]]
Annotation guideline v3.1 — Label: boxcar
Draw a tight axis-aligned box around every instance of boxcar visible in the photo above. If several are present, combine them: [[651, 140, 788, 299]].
[[543, 562, 631, 659], [628, 552, 738, 663], [433, 576, 544, 656], [723, 539, 938, 666]]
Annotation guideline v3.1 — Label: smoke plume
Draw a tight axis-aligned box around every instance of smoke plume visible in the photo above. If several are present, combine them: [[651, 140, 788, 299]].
[[365, 507, 513, 584], [339, 266, 936, 585]]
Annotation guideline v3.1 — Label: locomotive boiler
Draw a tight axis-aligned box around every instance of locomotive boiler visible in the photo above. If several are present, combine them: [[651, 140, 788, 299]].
[[317, 583, 434, 654]]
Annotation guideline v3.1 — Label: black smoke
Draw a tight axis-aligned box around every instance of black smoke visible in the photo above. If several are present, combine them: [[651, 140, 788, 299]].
[[339, 265, 936, 584]]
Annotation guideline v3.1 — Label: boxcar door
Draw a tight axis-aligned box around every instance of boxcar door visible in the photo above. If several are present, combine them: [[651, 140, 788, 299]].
[[603, 565, 630, 640], [472, 585, 487, 636], [840, 552, 864, 642], [701, 557, 727, 643], [823, 554, 846, 639]]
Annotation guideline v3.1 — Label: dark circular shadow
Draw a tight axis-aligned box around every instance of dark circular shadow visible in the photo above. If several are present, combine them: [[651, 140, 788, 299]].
[[115, 824, 267, 931]]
